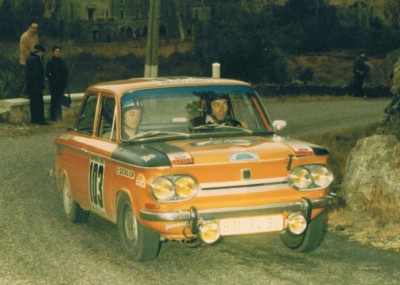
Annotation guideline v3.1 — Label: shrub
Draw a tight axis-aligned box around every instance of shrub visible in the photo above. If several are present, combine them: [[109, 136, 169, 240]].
[[297, 66, 314, 82], [0, 54, 22, 99], [159, 52, 204, 77]]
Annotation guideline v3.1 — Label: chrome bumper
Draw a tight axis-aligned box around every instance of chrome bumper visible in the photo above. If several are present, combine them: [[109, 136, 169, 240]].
[[140, 193, 337, 222]]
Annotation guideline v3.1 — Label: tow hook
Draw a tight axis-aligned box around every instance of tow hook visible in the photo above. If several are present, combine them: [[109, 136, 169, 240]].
[[181, 206, 202, 248], [301, 197, 312, 223], [189, 206, 199, 235]]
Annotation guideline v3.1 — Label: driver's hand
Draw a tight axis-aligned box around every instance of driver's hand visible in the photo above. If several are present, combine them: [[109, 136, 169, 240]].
[[239, 120, 248, 129]]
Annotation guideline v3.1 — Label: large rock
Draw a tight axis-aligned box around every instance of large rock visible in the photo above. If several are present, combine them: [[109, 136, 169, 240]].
[[390, 57, 400, 96], [342, 135, 400, 222], [377, 93, 400, 139]]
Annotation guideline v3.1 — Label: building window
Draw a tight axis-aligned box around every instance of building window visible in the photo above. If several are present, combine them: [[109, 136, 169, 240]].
[[120, 9, 125, 19], [88, 8, 95, 21], [134, 9, 142, 19], [105, 10, 109, 19], [120, 0, 124, 4]]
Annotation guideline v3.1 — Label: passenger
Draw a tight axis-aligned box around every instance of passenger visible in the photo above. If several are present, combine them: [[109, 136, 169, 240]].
[[121, 100, 142, 139]]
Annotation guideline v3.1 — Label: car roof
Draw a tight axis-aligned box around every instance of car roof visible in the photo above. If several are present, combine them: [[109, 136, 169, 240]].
[[85, 77, 251, 97]]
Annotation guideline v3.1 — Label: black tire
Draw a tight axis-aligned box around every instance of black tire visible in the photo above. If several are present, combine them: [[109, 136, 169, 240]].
[[280, 213, 327, 253], [117, 194, 160, 261], [62, 177, 90, 223]]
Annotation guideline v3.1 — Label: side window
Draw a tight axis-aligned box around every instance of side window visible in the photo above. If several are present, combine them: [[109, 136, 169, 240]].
[[75, 94, 98, 135], [98, 96, 116, 140]]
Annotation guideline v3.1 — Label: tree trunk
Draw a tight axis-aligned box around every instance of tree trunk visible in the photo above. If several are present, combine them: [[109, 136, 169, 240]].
[[173, 0, 185, 42]]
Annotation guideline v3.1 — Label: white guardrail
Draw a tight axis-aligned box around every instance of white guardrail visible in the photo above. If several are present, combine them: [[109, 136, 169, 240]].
[[0, 93, 84, 124]]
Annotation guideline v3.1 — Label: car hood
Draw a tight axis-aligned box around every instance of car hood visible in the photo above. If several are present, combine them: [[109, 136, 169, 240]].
[[111, 136, 328, 167]]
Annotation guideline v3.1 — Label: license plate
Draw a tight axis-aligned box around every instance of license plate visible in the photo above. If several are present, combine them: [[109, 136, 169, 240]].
[[219, 215, 284, 236]]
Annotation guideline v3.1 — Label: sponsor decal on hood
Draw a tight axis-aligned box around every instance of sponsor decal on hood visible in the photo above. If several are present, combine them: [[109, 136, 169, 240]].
[[229, 152, 259, 161]]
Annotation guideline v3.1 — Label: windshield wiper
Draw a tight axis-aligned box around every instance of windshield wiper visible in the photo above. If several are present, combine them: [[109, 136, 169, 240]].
[[127, 130, 190, 141], [191, 123, 253, 134]]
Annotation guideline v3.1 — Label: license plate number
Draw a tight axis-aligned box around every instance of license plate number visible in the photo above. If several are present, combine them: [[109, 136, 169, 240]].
[[219, 215, 284, 236]]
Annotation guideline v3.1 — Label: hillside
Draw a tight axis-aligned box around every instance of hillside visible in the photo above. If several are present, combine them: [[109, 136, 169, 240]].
[[1, 39, 398, 96]]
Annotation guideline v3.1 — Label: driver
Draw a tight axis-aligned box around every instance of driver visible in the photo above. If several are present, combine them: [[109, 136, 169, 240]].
[[205, 95, 248, 128]]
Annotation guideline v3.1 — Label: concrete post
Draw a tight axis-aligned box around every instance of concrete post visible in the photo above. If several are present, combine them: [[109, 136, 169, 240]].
[[212, 62, 220, 78], [144, 0, 160, 78]]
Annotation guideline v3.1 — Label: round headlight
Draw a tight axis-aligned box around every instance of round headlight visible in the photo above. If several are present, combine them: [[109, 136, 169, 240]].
[[311, 166, 333, 187], [175, 176, 197, 199], [152, 177, 174, 201], [289, 167, 312, 189]]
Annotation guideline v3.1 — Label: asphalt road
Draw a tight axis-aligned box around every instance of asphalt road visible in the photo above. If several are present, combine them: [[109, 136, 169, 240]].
[[265, 97, 390, 136], [1, 97, 398, 285]]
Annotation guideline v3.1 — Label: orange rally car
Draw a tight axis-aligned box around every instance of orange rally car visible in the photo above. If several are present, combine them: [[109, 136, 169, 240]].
[[54, 77, 336, 261]]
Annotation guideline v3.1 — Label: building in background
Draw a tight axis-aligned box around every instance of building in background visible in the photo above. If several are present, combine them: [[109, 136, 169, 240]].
[[0, 0, 391, 42], [58, 0, 112, 41]]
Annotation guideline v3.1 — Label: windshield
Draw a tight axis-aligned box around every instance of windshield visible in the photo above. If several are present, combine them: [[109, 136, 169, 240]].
[[120, 85, 272, 142]]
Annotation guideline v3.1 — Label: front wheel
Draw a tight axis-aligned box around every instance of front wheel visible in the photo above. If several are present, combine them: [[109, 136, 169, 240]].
[[117, 194, 160, 261], [280, 213, 327, 253], [62, 177, 89, 223]]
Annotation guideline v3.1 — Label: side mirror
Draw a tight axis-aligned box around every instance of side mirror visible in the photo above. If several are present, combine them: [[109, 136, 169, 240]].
[[272, 120, 287, 131]]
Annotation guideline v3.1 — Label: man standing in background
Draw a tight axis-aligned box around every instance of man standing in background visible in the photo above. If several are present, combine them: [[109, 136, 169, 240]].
[[352, 50, 370, 98], [26, 44, 47, 125], [46, 46, 69, 121], [19, 21, 40, 98]]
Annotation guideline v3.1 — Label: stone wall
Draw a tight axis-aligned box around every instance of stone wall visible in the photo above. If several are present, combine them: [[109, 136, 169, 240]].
[[0, 93, 84, 124]]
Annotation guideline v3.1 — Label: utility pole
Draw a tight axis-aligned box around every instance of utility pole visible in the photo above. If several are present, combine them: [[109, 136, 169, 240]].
[[144, 0, 160, 78]]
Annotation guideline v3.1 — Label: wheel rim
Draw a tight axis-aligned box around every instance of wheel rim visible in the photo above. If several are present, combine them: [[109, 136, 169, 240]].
[[124, 205, 138, 243], [63, 181, 72, 215]]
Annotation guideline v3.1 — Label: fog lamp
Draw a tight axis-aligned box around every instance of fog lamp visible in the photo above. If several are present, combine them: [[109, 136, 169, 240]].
[[286, 213, 307, 235], [199, 222, 220, 244]]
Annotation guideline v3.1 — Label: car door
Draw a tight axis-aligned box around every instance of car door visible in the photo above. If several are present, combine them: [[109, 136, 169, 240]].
[[63, 93, 99, 208], [82, 93, 118, 219]]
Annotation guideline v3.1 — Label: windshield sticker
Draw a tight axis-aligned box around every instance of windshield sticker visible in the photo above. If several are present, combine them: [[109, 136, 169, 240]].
[[229, 152, 259, 161], [172, 117, 187, 123], [116, 167, 135, 180], [158, 78, 215, 85], [136, 173, 146, 188]]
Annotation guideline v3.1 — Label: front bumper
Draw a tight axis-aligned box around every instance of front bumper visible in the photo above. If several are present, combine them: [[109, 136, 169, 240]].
[[140, 193, 337, 222]]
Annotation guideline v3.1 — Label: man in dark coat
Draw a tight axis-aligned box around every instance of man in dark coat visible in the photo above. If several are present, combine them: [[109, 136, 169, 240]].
[[26, 44, 47, 125], [46, 46, 69, 121], [352, 50, 370, 97]]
